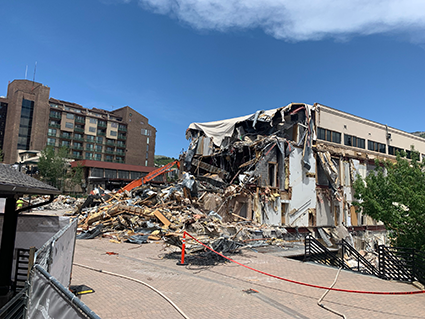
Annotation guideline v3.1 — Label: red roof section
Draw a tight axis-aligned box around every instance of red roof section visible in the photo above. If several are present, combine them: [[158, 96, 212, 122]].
[[71, 160, 156, 173]]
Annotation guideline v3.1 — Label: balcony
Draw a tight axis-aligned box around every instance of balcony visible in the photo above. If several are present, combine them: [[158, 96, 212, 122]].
[[115, 159, 125, 163], [86, 138, 95, 143], [117, 135, 127, 140], [47, 132, 56, 137], [105, 150, 115, 155], [72, 155, 83, 160], [74, 127, 84, 133], [97, 131, 106, 136], [73, 136, 85, 141], [98, 122, 107, 128], [49, 123, 60, 129], [75, 117, 85, 124], [49, 112, 61, 119], [106, 141, 115, 146], [105, 158, 114, 162], [116, 150, 125, 156], [47, 142, 56, 146], [60, 134, 72, 139], [118, 126, 127, 132], [72, 145, 83, 150]]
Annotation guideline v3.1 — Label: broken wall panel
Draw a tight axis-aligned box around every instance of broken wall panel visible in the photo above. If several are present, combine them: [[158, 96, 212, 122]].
[[316, 189, 334, 226], [287, 147, 316, 227], [262, 197, 281, 225]]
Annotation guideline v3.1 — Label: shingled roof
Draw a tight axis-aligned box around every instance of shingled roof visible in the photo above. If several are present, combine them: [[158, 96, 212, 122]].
[[0, 164, 60, 196]]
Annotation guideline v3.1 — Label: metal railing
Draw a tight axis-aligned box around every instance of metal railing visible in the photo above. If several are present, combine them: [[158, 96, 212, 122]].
[[340, 238, 380, 277], [379, 246, 425, 284], [0, 285, 28, 319], [305, 235, 425, 284], [304, 235, 345, 269]]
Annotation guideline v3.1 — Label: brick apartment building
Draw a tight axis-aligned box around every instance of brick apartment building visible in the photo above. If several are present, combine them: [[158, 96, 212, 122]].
[[0, 79, 157, 191]]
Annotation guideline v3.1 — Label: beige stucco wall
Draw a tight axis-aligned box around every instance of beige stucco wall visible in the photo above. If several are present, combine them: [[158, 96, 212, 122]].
[[316, 105, 425, 156]]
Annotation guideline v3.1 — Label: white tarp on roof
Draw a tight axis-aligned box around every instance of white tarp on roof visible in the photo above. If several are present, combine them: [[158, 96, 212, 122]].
[[187, 107, 287, 147]]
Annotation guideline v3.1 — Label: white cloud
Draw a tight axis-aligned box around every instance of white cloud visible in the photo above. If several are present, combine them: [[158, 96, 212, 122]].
[[133, 0, 425, 41]]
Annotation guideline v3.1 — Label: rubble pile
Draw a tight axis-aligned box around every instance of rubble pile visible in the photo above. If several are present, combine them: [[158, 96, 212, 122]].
[[72, 175, 289, 252], [25, 195, 86, 211]]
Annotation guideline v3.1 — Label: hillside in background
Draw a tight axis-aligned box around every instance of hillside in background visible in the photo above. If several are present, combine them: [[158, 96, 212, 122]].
[[411, 131, 425, 139], [154, 155, 176, 167]]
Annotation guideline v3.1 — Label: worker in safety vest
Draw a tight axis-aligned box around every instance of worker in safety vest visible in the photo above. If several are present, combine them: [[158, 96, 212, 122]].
[[16, 199, 24, 210]]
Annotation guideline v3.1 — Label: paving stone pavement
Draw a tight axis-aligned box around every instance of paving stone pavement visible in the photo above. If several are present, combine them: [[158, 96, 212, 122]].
[[71, 238, 425, 319]]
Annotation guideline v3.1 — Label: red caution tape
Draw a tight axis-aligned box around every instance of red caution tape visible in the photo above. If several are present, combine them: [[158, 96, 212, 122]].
[[183, 231, 425, 295]]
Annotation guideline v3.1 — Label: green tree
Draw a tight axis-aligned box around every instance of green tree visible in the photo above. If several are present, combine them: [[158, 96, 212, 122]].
[[65, 163, 84, 190], [353, 150, 425, 251], [38, 146, 69, 190]]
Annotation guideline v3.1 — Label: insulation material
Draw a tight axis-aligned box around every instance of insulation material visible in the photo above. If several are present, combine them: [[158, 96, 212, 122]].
[[287, 147, 316, 226], [317, 151, 339, 189], [187, 108, 280, 147]]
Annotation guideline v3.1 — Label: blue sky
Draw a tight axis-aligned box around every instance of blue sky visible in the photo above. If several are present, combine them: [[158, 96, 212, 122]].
[[1, 0, 424, 158]]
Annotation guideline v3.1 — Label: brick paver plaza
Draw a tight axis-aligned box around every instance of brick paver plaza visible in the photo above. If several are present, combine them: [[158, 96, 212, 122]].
[[72, 238, 425, 318]]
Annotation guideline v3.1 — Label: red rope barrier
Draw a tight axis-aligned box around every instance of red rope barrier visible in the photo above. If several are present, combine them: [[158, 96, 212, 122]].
[[182, 231, 425, 295]]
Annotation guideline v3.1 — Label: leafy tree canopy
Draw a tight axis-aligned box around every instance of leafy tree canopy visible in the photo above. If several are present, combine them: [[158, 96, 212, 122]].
[[38, 146, 83, 191], [353, 150, 425, 251]]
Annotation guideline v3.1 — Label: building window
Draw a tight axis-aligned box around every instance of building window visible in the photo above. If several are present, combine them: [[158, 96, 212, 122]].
[[18, 99, 34, 150], [62, 132, 71, 139], [65, 122, 74, 129], [146, 151, 149, 159], [111, 122, 118, 128], [96, 136, 103, 144], [89, 127, 96, 133], [74, 142, 82, 148], [268, 162, 277, 187], [48, 128, 57, 136], [317, 127, 341, 144], [91, 168, 103, 177], [118, 170, 129, 179], [86, 144, 94, 151], [85, 152, 93, 159], [94, 154, 102, 161], [344, 134, 365, 149], [368, 140, 386, 154], [388, 146, 403, 156], [66, 113, 74, 120], [90, 118, 97, 124], [50, 103, 59, 108], [406, 149, 420, 160], [131, 171, 141, 179], [87, 135, 94, 142], [61, 140, 70, 147], [95, 145, 102, 152], [146, 137, 149, 144], [110, 130, 117, 136], [105, 155, 114, 162], [145, 160, 148, 166], [47, 138, 55, 146], [146, 145, 149, 151]]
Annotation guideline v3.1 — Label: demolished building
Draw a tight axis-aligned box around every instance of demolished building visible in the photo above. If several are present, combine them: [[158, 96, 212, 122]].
[[184, 103, 425, 228]]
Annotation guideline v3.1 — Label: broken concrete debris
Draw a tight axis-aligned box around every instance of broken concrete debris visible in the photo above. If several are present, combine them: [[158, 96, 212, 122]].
[[70, 179, 290, 253]]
